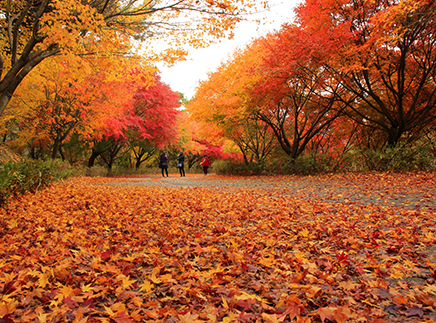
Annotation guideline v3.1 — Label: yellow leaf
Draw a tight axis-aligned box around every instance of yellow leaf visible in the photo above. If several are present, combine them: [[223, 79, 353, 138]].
[[60, 285, 74, 298], [104, 305, 115, 317], [221, 311, 236, 323], [38, 273, 50, 288], [294, 251, 306, 259], [390, 270, 404, 279], [161, 273, 172, 281], [261, 313, 286, 323], [122, 275, 136, 289], [300, 228, 310, 238], [123, 254, 136, 262], [37, 313, 49, 323], [139, 281, 154, 293], [82, 283, 95, 293], [112, 302, 126, 312], [424, 285, 436, 295], [235, 292, 262, 301], [259, 256, 275, 267], [132, 296, 143, 307], [222, 295, 229, 309], [10, 255, 22, 261], [150, 272, 162, 284], [50, 299, 60, 307], [362, 299, 381, 308]]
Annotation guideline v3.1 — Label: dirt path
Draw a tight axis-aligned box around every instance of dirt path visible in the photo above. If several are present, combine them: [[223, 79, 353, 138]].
[[103, 172, 436, 211]]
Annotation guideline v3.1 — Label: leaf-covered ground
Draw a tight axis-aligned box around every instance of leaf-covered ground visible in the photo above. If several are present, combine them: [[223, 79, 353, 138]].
[[1, 172, 436, 322]]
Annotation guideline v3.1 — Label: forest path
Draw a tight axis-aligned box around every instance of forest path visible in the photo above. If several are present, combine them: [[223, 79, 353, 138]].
[[102, 172, 436, 211]]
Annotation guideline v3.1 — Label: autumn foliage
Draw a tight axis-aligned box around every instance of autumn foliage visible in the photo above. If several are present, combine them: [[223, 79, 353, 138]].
[[1, 172, 436, 322], [188, 0, 436, 168], [0, 0, 268, 116]]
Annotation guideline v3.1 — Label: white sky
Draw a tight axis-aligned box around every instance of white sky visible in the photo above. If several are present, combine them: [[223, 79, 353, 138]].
[[156, 0, 302, 99]]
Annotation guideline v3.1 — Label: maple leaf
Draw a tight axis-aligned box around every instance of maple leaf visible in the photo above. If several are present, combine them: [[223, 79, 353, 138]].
[[375, 287, 392, 300], [235, 292, 262, 301], [81, 283, 95, 293], [148, 272, 162, 284], [121, 275, 136, 289], [113, 311, 133, 323], [177, 312, 203, 323], [222, 296, 230, 309], [0, 304, 9, 317], [305, 285, 322, 298], [72, 308, 88, 323], [384, 304, 400, 316], [105, 306, 115, 317], [317, 307, 334, 322], [37, 273, 50, 288], [335, 251, 349, 264], [405, 306, 425, 318], [221, 312, 237, 323], [261, 313, 286, 323], [424, 284, 436, 295], [333, 305, 351, 323], [390, 269, 404, 279]]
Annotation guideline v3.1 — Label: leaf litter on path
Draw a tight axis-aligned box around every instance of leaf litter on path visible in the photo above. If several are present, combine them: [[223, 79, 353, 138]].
[[0, 172, 435, 322]]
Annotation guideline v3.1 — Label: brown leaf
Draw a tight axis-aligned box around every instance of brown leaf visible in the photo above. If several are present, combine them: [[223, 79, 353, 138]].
[[405, 306, 425, 318]]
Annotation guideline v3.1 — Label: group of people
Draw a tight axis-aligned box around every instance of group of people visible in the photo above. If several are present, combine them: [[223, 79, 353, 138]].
[[158, 152, 211, 177]]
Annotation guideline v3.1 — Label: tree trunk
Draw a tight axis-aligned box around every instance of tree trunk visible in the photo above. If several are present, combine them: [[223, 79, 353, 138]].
[[0, 46, 60, 117], [52, 139, 61, 159], [88, 150, 101, 167]]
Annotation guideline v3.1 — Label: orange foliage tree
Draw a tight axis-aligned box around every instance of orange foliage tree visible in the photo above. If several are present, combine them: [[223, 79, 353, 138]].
[[295, 0, 436, 147], [189, 26, 351, 162], [245, 26, 351, 160], [172, 110, 237, 168], [188, 44, 277, 164], [10, 56, 152, 161], [0, 0, 268, 118], [191, 0, 436, 165]]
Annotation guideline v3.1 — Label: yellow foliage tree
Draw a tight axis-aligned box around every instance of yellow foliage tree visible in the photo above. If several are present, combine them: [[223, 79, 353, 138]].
[[0, 0, 269, 118]]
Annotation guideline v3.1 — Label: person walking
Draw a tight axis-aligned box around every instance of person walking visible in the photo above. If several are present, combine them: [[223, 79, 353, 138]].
[[159, 152, 169, 177], [200, 154, 211, 175], [177, 152, 186, 177]]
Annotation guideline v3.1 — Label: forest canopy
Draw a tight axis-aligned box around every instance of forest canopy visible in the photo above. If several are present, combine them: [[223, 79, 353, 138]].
[[1, 0, 435, 173]]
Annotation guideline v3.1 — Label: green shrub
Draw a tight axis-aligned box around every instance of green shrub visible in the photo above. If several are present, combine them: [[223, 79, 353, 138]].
[[357, 141, 436, 172], [214, 153, 339, 176], [0, 159, 84, 207], [280, 154, 334, 175], [48, 159, 87, 179], [85, 165, 109, 177], [1, 160, 50, 206], [389, 143, 435, 171], [263, 154, 331, 175], [213, 160, 269, 176]]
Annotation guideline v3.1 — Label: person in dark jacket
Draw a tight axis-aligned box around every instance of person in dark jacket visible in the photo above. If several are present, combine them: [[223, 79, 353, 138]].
[[177, 152, 186, 177], [159, 152, 169, 177]]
